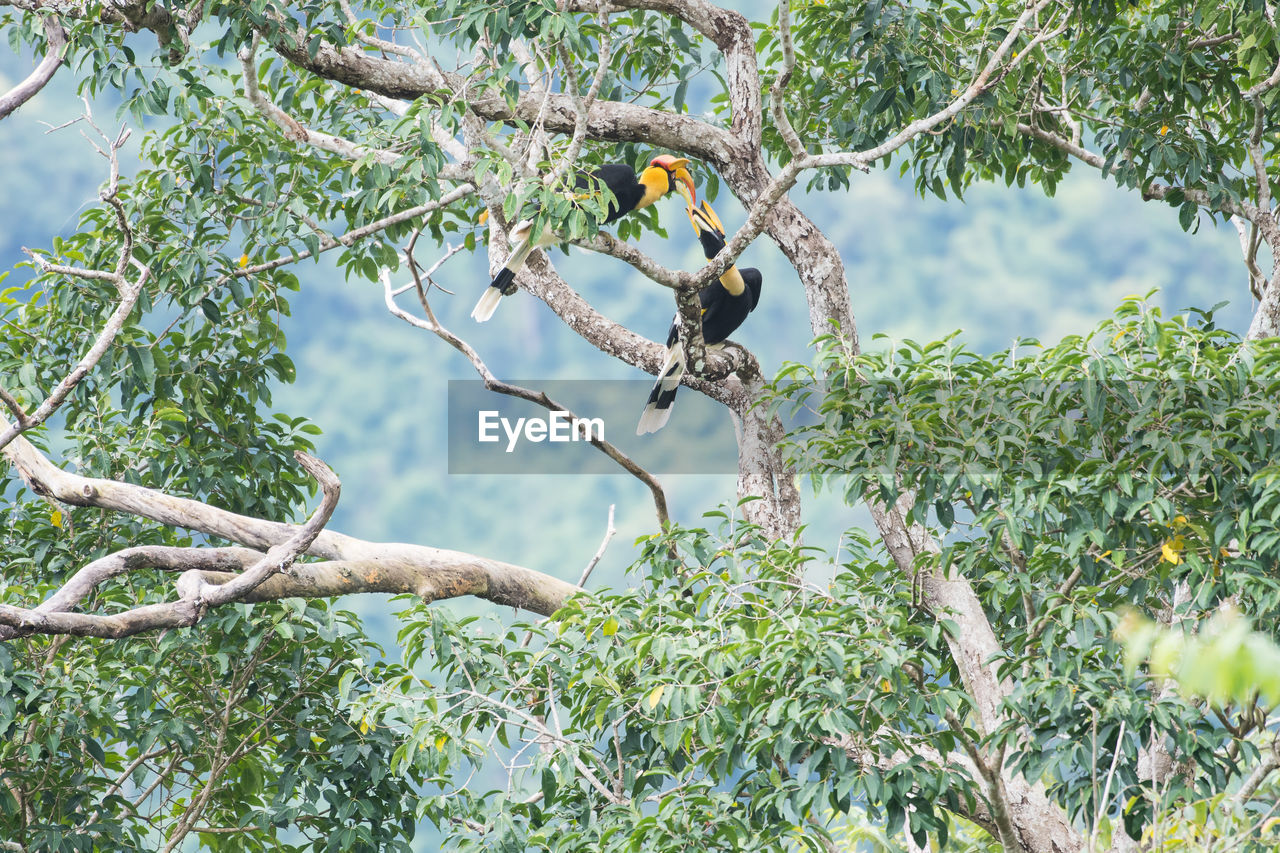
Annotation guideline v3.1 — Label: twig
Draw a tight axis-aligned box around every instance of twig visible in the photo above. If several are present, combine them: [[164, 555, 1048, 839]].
[[382, 264, 671, 529], [577, 505, 616, 587], [0, 257, 149, 453], [1089, 719, 1126, 853]]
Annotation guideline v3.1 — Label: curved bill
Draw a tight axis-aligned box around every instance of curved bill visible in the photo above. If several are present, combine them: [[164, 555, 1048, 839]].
[[650, 154, 697, 208], [672, 165, 696, 208]]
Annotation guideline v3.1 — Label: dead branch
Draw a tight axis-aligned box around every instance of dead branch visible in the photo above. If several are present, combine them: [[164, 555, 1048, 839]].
[[381, 264, 672, 528], [0, 451, 337, 639], [1, 430, 580, 628]]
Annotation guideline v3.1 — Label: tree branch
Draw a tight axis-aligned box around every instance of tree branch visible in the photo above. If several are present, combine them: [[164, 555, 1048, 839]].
[[2, 115, 147, 451], [1, 430, 579, 621], [0, 259, 147, 453], [270, 33, 736, 166], [0, 451, 338, 639], [381, 264, 671, 528], [0, 13, 66, 121]]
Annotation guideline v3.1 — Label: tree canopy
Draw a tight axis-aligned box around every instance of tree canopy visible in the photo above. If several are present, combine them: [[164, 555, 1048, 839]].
[[2, 0, 1280, 851]]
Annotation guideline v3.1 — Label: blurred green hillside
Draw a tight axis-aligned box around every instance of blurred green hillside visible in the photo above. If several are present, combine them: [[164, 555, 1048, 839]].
[[1, 50, 1254, 632]]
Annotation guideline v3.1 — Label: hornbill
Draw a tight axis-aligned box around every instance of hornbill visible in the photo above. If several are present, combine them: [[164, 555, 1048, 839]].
[[636, 200, 762, 435], [471, 154, 697, 322]]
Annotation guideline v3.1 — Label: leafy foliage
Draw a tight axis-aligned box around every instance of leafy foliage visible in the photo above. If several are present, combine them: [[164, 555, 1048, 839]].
[[0, 597, 419, 851], [3, 0, 1280, 849], [351, 520, 977, 851], [770, 298, 1280, 843]]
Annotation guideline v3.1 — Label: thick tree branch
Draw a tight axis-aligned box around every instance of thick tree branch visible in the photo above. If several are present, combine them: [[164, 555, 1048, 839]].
[[0, 451, 337, 639], [238, 35, 470, 183], [270, 35, 736, 167], [0, 13, 66, 121], [1, 430, 579, 619]]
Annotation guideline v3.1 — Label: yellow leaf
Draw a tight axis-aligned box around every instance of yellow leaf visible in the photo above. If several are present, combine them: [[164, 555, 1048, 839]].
[[359, 717, 369, 735], [1172, 515, 1188, 526], [50, 509, 63, 529], [601, 617, 618, 637], [1161, 538, 1183, 565], [238, 253, 249, 268], [647, 684, 665, 710], [435, 734, 448, 752], [1159, 124, 1169, 136]]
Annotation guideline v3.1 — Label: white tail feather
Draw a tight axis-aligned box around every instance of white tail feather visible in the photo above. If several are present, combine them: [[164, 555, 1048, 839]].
[[470, 287, 505, 322], [635, 402, 673, 435], [657, 342, 685, 388], [636, 343, 686, 435]]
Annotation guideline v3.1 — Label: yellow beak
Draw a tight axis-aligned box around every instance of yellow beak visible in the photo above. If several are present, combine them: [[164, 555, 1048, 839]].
[[672, 166, 696, 208]]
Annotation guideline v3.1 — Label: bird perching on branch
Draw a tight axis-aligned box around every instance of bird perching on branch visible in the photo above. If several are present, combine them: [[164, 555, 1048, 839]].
[[471, 155, 697, 322], [636, 200, 763, 435]]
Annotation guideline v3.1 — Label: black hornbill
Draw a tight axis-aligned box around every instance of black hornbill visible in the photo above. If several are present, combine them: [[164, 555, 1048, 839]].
[[471, 155, 697, 322], [636, 200, 763, 435]]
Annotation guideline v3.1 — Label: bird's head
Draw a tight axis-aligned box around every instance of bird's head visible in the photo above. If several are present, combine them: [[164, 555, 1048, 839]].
[[648, 154, 696, 207]]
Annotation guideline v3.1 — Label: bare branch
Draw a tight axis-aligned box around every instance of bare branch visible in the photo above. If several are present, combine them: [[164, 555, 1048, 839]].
[[0, 452, 337, 639], [577, 505, 616, 588], [0, 14, 67, 122], [567, 230, 692, 290], [382, 264, 671, 528], [1232, 216, 1268, 300], [1, 431, 578, 620], [0, 258, 148, 453], [769, 0, 805, 159]]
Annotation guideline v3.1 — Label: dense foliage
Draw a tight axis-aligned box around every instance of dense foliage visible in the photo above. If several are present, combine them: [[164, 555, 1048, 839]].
[[0, 599, 421, 851], [3, 0, 1279, 850], [344, 303, 1280, 851]]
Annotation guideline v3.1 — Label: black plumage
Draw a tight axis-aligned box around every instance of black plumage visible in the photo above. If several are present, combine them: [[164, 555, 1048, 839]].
[[636, 201, 762, 435], [472, 156, 695, 322]]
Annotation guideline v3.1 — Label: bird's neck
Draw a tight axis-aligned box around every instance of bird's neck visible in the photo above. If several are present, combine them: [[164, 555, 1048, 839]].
[[635, 167, 670, 208], [718, 266, 746, 297]]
